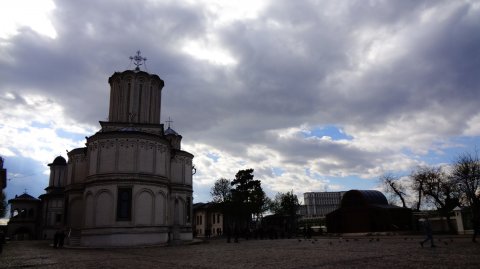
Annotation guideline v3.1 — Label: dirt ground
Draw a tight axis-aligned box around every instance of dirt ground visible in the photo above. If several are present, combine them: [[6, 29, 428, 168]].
[[1, 235, 479, 268]]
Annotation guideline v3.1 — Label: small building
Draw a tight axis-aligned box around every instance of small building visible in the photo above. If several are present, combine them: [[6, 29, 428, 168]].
[[326, 190, 412, 233], [7, 193, 41, 240], [193, 203, 223, 237]]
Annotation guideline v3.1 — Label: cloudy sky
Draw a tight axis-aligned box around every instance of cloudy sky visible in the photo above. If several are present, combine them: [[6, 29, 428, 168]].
[[1, 0, 480, 208]]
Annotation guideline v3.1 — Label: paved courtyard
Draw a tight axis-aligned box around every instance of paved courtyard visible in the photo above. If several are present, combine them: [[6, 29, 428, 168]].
[[1, 235, 479, 268]]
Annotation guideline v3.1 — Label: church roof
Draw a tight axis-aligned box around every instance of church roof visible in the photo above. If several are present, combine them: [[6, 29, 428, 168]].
[[9, 192, 40, 203], [49, 156, 67, 166], [165, 127, 179, 136]]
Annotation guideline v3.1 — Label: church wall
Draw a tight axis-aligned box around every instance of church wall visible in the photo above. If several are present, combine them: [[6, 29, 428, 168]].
[[171, 156, 184, 184], [48, 166, 67, 188], [174, 198, 185, 225], [95, 190, 114, 226], [84, 192, 94, 227], [87, 135, 170, 178], [118, 139, 136, 171], [99, 141, 116, 173], [155, 145, 168, 176], [184, 159, 193, 186], [67, 163, 73, 185], [81, 228, 169, 247], [67, 149, 88, 184], [155, 191, 167, 225], [45, 199, 64, 226], [83, 184, 171, 228], [138, 142, 155, 173], [171, 154, 193, 185], [68, 197, 83, 229], [169, 192, 192, 227], [75, 155, 88, 183], [134, 189, 154, 225], [88, 144, 98, 175]]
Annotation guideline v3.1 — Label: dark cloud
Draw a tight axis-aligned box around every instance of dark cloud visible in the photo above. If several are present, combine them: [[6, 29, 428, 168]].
[[2, 0, 480, 202]]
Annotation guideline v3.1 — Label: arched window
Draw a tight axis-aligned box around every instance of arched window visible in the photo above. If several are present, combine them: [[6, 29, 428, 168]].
[[117, 188, 132, 221], [20, 209, 27, 218]]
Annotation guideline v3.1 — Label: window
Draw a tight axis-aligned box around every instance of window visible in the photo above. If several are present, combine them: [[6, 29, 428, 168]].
[[117, 188, 132, 221], [217, 214, 220, 223], [186, 197, 191, 223], [213, 214, 216, 224], [55, 213, 62, 223]]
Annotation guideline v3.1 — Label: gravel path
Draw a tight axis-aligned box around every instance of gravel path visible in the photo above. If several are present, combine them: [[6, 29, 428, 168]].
[[1, 236, 479, 268]]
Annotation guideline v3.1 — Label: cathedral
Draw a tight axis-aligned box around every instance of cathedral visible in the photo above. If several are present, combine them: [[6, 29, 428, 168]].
[[7, 52, 194, 247]]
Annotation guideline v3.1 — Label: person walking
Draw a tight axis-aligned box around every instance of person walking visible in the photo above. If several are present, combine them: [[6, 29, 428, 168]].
[[472, 215, 479, 243], [0, 230, 5, 254], [419, 218, 435, 248]]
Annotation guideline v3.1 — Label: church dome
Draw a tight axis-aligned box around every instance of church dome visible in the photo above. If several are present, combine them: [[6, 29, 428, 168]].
[[165, 127, 179, 136], [49, 156, 67, 166]]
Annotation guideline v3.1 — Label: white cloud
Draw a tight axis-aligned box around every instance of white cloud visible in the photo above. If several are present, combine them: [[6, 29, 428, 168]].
[[0, 92, 95, 164], [2, 0, 480, 203], [0, 0, 57, 39]]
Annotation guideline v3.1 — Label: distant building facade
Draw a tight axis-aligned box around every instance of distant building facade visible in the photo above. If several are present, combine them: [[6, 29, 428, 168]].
[[303, 191, 346, 218], [193, 203, 223, 237], [7, 54, 195, 246]]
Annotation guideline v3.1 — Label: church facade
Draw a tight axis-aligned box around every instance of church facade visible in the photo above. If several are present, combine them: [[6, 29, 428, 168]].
[[9, 55, 194, 247]]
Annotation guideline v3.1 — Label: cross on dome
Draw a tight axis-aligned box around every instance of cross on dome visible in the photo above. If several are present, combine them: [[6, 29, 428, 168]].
[[166, 117, 173, 128], [129, 50, 147, 71]]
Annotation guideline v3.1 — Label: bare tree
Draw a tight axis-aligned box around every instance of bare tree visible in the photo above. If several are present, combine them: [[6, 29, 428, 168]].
[[451, 151, 480, 234], [412, 165, 460, 232], [411, 166, 428, 211], [210, 178, 232, 203], [380, 173, 407, 208], [452, 151, 480, 207]]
